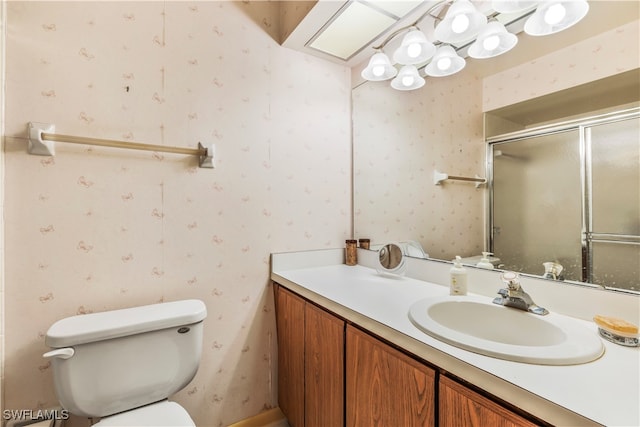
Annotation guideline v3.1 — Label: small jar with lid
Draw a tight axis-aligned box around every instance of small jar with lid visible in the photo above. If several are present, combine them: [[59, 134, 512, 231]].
[[345, 239, 358, 266], [358, 238, 370, 250]]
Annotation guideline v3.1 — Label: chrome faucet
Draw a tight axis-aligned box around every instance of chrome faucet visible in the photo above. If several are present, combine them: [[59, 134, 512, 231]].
[[492, 271, 549, 315]]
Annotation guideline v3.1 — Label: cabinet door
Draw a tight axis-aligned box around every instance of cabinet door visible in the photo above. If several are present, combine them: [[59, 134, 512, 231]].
[[305, 303, 344, 427], [275, 286, 305, 427], [439, 376, 538, 427], [346, 325, 435, 427]]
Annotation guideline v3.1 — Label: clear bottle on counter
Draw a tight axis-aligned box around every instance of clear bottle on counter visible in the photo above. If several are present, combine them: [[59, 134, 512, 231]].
[[450, 256, 468, 295], [345, 239, 358, 266]]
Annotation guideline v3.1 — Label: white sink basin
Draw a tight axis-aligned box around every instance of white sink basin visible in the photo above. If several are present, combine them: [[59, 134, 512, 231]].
[[408, 295, 604, 365]]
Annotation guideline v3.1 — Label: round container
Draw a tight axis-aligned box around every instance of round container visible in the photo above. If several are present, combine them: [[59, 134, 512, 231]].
[[345, 239, 358, 266], [358, 238, 370, 250]]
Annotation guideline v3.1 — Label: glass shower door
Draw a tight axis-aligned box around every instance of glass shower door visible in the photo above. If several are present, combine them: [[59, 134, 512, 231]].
[[492, 129, 583, 281], [587, 117, 640, 291], [491, 112, 640, 291]]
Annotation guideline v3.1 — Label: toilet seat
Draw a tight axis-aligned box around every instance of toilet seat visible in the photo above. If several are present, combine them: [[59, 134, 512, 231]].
[[93, 401, 195, 427]]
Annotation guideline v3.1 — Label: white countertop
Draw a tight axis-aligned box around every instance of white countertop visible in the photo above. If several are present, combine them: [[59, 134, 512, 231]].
[[271, 249, 640, 427]]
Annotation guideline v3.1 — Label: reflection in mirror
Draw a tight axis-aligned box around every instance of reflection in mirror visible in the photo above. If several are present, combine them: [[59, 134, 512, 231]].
[[399, 240, 429, 259], [352, 77, 485, 261], [491, 128, 582, 282], [376, 243, 406, 277], [489, 109, 640, 292], [542, 262, 564, 281], [352, 3, 639, 295]]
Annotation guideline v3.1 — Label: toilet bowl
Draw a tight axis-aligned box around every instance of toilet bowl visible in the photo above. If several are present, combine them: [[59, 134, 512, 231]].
[[43, 300, 207, 426], [93, 401, 193, 427]]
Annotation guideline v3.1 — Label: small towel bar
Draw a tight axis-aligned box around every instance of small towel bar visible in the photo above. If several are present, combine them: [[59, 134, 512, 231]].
[[27, 122, 215, 168], [434, 170, 486, 188]]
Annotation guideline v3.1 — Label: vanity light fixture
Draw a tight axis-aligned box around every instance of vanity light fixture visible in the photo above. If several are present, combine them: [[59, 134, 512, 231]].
[[524, 0, 590, 36], [433, 0, 487, 44], [361, 52, 398, 81], [425, 45, 466, 77], [468, 20, 518, 59], [360, 0, 590, 91], [393, 28, 436, 65], [391, 65, 426, 90]]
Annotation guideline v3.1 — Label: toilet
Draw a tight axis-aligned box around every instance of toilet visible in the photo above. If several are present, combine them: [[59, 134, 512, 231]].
[[43, 299, 207, 426]]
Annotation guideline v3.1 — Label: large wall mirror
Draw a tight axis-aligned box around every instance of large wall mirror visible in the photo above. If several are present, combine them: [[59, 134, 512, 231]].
[[352, 2, 640, 295]]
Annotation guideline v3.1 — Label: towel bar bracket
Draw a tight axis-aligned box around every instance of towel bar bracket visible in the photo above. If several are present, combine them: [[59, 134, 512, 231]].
[[28, 122, 56, 156], [198, 142, 215, 168]]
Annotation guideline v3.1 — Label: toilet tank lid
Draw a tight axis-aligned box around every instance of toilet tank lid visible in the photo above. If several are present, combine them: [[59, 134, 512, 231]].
[[45, 299, 207, 348]]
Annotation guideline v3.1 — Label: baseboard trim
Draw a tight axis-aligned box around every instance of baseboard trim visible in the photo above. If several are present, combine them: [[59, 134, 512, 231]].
[[227, 407, 287, 427]]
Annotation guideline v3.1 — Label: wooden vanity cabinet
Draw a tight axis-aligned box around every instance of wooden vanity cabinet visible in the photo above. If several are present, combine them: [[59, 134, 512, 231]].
[[304, 303, 344, 426], [274, 283, 541, 427], [439, 376, 539, 427], [346, 325, 436, 426], [274, 285, 344, 427], [275, 285, 305, 427]]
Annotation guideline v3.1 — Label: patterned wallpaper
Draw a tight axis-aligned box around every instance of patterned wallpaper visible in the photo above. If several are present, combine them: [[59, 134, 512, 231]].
[[353, 74, 486, 261], [279, 1, 316, 43], [2, 1, 638, 426], [2, 2, 350, 426], [353, 18, 640, 263], [483, 20, 640, 111], [0, 1, 5, 419]]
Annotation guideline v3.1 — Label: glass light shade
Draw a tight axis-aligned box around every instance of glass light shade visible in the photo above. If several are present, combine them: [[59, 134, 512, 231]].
[[361, 52, 398, 81], [393, 29, 436, 65], [434, 0, 487, 44], [391, 65, 425, 91], [524, 0, 589, 36], [468, 21, 518, 59], [491, 0, 538, 13], [424, 45, 466, 77]]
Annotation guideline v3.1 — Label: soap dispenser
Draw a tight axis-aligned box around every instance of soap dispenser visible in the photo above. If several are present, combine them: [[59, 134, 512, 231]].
[[450, 256, 468, 296], [476, 252, 495, 270]]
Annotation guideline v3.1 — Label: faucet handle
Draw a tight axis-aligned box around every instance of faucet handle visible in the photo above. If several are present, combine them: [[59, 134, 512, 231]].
[[500, 271, 521, 290]]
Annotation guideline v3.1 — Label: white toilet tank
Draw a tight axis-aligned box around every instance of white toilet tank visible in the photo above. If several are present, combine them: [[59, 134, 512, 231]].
[[44, 299, 207, 418]]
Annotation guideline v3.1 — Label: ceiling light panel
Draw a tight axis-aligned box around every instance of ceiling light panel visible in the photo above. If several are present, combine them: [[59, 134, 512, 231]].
[[365, 0, 425, 18], [308, 1, 397, 60]]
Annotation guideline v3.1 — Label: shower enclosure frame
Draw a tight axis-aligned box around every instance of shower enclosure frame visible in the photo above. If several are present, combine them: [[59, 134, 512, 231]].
[[485, 107, 640, 291]]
